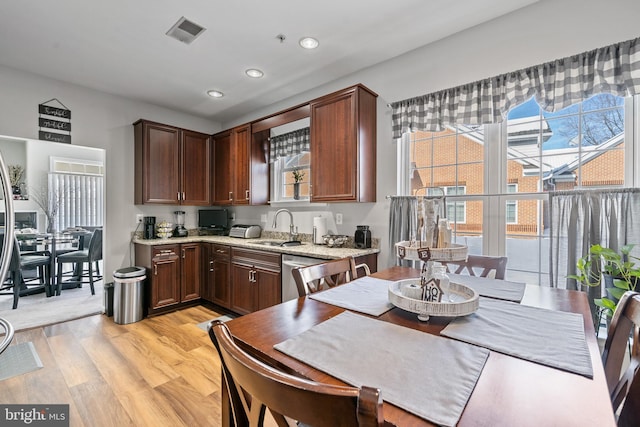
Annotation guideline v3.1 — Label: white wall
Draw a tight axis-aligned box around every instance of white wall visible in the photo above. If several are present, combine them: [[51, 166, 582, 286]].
[[224, 0, 640, 268], [0, 0, 637, 274], [0, 65, 220, 280]]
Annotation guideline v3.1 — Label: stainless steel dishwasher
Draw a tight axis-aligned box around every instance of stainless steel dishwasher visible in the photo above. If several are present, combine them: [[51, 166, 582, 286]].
[[281, 254, 322, 302]]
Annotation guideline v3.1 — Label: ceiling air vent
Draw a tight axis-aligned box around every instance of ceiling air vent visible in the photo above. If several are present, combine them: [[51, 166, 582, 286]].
[[166, 16, 206, 44]]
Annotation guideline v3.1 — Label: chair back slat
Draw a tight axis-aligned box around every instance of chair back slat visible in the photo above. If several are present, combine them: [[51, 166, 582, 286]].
[[292, 257, 359, 297], [443, 255, 508, 279], [602, 291, 640, 424]]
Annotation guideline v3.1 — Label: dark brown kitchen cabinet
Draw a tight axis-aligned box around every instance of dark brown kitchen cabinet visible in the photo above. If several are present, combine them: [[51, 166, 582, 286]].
[[135, 242, 201, 315], [134, 119, 211, 205], [310, 84, 377, 202], [203, 243, 231, 309], [180, 243, 202, 302], [212, 124, 269, 205], [230, 248, 281, 315]]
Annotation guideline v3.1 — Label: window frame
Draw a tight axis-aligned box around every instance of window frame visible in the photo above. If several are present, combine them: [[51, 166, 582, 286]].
[[399, 95, 638, 282]]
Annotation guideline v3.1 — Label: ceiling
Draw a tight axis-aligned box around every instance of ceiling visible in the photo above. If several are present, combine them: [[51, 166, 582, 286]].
[[0, 0, 537, 124]]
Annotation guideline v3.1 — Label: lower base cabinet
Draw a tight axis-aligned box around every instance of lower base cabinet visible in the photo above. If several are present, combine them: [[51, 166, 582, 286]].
[[135, 242, 201, 314], [230, 248, 281, 315], [203, 244, 231, 309]]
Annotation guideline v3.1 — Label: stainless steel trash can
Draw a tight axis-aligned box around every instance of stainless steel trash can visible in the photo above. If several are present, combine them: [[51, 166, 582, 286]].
[[113, 266, 146, 325]]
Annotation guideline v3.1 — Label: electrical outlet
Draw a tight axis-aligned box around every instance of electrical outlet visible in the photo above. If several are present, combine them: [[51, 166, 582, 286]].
[[136, 214, 144, 224], [260, 214, 267, 223], [230, 212, 236, 221], [336, 213, 343, 225]]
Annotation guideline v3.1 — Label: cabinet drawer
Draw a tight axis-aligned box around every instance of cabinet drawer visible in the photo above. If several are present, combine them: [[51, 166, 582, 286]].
[[231, 247, 281, 272], [212, 244, 230, 258]]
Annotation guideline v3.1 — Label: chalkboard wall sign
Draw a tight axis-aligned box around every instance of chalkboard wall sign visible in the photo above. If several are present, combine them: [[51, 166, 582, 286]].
[[38, 98, 71, 144]]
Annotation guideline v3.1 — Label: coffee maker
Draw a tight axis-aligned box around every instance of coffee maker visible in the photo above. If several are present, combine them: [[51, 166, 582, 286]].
[[173, 211, 188, 237], [143, 216, 156, 239]]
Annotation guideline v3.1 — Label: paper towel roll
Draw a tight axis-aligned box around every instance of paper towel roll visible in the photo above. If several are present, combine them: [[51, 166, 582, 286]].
[[313, 216, 328, 244]]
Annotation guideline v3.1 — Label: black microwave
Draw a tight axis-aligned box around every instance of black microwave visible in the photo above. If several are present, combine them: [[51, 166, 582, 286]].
[[198, 209, 229, 234]]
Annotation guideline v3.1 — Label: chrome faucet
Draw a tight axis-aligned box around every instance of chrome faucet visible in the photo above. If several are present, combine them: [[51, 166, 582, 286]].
[[273, 209, 298, 241]]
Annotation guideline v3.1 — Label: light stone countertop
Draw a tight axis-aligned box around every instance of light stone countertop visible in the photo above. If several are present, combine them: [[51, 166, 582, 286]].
[[133, 234, 380, 260]]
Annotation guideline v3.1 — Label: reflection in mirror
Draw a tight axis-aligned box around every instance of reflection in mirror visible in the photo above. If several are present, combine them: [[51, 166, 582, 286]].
[[0, 135, 105, 235]]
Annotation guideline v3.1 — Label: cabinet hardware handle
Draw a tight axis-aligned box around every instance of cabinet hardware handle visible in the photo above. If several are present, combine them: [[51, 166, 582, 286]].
[[229, 191, 233, 201], [245, 190, 250, 200], [154, 264, 158, 275], [209, 260, 214, 272], [248, 270, 252, 282], [182, 192, 185, 200], [182, 249, 186, 259], [177, 192, 181, 200]]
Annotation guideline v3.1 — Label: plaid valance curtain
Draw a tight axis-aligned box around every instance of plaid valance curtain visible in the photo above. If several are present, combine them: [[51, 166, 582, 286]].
[[269, 127, 310, 162], [390, 37, 640, 139]]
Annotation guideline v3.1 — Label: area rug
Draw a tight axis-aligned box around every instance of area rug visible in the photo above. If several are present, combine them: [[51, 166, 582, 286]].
[[0, 281, 104, 331], [197, 314, 236, 331], [0, 342, 43, 381]]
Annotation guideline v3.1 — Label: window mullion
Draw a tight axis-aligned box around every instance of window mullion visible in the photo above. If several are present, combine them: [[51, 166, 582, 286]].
[[483, 123, 505, 256]]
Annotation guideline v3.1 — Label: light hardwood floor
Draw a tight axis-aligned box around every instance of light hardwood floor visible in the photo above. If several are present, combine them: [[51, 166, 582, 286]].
[[0, 305, 225, 427]]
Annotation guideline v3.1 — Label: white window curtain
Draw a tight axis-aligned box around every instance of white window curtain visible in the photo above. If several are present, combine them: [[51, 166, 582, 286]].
[[49, 172, 104, 231], [390, 37, 640, 139], [549, 188, 640, 316], [269, 127, 310, 162]]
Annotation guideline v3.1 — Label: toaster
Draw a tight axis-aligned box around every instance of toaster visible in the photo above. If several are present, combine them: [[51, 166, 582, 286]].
[[228, 224, 262, 239]]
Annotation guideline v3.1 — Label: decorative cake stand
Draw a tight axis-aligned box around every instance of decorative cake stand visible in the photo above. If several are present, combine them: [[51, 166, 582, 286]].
[[392, 241, 477, 321]]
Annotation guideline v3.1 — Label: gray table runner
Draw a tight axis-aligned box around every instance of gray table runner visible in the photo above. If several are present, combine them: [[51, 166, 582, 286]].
[[441, 297, 593, 378], [448, 274, 526, 303], [308, 276, 395, 316], [275, 311, 489, 427]]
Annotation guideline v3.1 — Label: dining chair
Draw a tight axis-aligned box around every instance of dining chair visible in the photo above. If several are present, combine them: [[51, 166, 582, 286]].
[[208, 320, 385, 427], [292, 257, 360, 297], [0, 236, 52, 309], [55, 228, 103, 296], [601, 291, 640, 420], [442, 255, 508, 280]]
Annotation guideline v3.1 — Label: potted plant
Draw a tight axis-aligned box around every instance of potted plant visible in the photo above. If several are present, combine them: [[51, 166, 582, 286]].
[[291, 168, 304, 200], [569, 244, 640, 321], [8, 164, 24, 195]]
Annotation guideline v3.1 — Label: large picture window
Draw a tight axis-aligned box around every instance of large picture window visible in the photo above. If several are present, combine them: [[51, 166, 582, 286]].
[[402, 93, 636, 284]]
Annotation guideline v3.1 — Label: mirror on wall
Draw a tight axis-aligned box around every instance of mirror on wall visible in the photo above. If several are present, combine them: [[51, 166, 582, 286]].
[[0, 135, 105, 235]]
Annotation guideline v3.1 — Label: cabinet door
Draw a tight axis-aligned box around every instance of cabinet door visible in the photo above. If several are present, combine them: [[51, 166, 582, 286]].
[[181, 130, 211, 205], [212, 248, 231, 308], [180, 243, 201, 302], [255, 268, 281, 311], [310, 89, 357, 202], [231, 263, 255, 315], [212, 130, 233, 205], [151, 246, 180, 309], [141, 122, 181, 204], [233, 124, 251, 205]]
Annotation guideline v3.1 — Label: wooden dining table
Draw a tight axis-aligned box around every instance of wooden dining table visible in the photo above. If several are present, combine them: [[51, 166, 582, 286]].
[[222, 266, 616, 427]]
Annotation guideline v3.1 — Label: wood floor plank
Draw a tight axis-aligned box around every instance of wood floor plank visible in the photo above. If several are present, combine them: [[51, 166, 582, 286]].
[[154, 376, 221, 426], [3, 305, 224, 427], [69, 379, 135, 427], [172, 344, 221, 396], [111, 330, 180, 388], [48, 332, 102, 388]]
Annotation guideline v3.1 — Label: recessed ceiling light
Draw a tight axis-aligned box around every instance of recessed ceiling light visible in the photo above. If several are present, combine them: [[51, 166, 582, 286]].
[[245, 68, 264, 78], [299, 37, 319, 49], [207, 90, 224, 98]]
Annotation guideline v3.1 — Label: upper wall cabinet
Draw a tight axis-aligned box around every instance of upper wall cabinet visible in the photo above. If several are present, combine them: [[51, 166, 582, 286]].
[[212, 124, 269, 206], [134, 119, 211, 205], [310, 85, 377, 203]]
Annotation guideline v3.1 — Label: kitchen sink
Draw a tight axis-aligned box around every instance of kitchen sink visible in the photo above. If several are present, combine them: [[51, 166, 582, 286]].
[[252, 240, 303, 247]]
